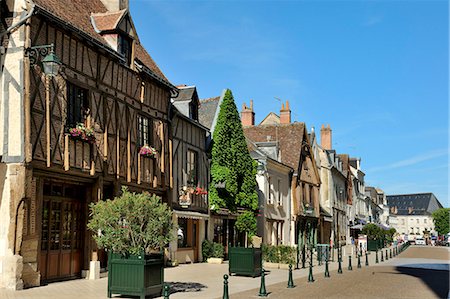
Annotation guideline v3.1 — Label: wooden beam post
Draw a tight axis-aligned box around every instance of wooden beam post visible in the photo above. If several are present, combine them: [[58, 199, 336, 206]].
[[45, 76, 51, 167]]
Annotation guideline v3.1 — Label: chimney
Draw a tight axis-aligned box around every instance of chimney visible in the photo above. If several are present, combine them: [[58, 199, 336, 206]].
[[280, 100, 291, 124], [100, 0, 129, 11], [320, 124, 332, 150], [241, 100, 255, 127]]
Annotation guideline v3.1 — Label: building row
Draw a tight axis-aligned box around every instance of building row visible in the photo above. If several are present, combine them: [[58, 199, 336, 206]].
[[0, 0, 444, 290]]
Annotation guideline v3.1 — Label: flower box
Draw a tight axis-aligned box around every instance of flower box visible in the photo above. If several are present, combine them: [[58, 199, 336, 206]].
[[139, 145, 157, 158], [68, 123, 96, 144]]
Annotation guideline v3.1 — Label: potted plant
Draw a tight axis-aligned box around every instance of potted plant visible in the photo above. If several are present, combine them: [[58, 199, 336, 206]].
[[87, 187, 173, 299], [228, 211, 262, 277], [362, 223, 383, 251]]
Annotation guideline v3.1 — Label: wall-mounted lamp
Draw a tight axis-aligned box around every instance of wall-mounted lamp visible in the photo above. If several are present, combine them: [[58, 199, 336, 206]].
[[26, 43, 61, 76]]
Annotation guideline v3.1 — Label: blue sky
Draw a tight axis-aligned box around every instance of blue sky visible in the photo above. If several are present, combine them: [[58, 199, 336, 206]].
[[130, 0, 449, 206]]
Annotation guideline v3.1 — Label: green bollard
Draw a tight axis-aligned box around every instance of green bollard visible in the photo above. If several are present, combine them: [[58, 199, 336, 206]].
[[308, 248, 314, 283], [375, 249, 379, 263], [365, 251, 369, 266], [163, 284, 170, 299], [258, 269, 268, 297], [287, 264, 295, 288], [381, 249, 384, 262], [386, 250, 389, 260], [390, 249, 392, 259], [357, 252, 361, 268], [348, 255, 353, 270], [325, 254, 330, 278], [338, 253, 343, 274], [302, 245, 306, 269], [223, 274, 229, 299]]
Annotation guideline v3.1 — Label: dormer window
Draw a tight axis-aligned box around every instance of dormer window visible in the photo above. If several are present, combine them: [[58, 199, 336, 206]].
[[189, 100, 198, 121], [118, 34, 132, 65], [91, 10, 136, 67]]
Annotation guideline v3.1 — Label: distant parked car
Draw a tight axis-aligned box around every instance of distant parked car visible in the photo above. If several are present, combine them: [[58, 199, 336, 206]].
[[415, 237, 426, 245]]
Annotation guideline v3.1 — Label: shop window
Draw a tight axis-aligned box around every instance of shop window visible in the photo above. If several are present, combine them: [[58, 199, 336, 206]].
[[177, 218, 188, 248], [67, 82, 89, 127], [138, 115, 152, 147], [187, 150, 198, 186]]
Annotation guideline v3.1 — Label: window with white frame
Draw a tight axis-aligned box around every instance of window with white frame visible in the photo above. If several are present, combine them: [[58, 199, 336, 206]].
[[277, 179, 282, 206], [268, 176, 273, 204]]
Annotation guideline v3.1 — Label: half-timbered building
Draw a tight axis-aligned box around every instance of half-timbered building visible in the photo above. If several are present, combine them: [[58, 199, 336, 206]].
[[170, 85, 210, 263], [0, 0, 175, 289]]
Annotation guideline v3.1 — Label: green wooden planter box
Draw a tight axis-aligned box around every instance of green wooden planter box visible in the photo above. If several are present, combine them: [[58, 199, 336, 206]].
[[228, 247, 262, 277], [367, 240, 379, 251], [107, 252, 164, 299]]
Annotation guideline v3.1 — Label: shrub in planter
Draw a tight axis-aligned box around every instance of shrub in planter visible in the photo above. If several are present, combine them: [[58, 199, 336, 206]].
[[202, 240, 224, 262], [87, 187, 173, 298], [212, 242, 225, 259]]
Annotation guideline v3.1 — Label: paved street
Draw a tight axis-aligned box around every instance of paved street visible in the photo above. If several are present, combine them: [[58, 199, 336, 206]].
[[0, 245, 448, 299]]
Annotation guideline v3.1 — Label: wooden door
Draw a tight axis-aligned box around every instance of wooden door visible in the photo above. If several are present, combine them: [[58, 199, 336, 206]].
[[40, 183, 85, 282]]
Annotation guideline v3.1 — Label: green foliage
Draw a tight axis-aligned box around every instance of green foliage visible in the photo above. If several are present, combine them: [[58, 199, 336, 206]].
[[362, 223, 383, 240], [201, 240, 224, 260], [212, 242, 225, 259], [235, 210, 257, 241], [209, 89, 258, 213], [432, 208, 450, 235], [384, 228, 397, 242], [87, 187, 174, 256], [262, 244, 296, 264]]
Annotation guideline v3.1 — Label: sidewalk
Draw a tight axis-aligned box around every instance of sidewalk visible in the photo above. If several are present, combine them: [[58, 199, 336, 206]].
[[0, 245, 398, 299]]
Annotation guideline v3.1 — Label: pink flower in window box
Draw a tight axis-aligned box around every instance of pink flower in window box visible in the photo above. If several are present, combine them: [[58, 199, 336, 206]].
[[139, 145, 157, 157]]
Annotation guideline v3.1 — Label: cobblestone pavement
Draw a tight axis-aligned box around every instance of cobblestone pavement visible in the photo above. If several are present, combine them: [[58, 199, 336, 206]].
[[232, 246, 450, 299], [1, 245, 447, 299]]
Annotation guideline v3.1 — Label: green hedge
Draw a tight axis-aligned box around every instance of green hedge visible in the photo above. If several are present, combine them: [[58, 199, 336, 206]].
[[262, 244, 296, 264], [202, 240, 224, 261]]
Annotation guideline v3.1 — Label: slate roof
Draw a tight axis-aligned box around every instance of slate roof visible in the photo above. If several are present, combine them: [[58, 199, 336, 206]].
[[243, 122, 306, 171], [33, 0, 168, 81], [198, 97, 220, 129], [173, 86, 196, 102], [387, 193, 443, 216]]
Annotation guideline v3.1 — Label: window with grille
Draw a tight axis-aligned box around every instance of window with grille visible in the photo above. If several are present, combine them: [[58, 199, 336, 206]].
[[187, 150, 198, 186], [67, 82, 89, 127], [137, 115, 152, 147]]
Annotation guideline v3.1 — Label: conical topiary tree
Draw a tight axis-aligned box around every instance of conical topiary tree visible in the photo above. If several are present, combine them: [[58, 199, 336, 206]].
[[210, 89, 258, 218]]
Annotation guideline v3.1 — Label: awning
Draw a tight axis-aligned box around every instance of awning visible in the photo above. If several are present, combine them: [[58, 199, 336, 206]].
[[174, 210, 209, 220], [356, 218, 367, 225], [376, 223, 389, 230], [350, 224, 364, 230]]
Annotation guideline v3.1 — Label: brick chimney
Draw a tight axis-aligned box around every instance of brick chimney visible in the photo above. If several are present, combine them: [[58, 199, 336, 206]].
[[320, 124, 332, 150], [100, 0, 129, 11], [280, 101, 291, 124], [241, 100, 255, 127]]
